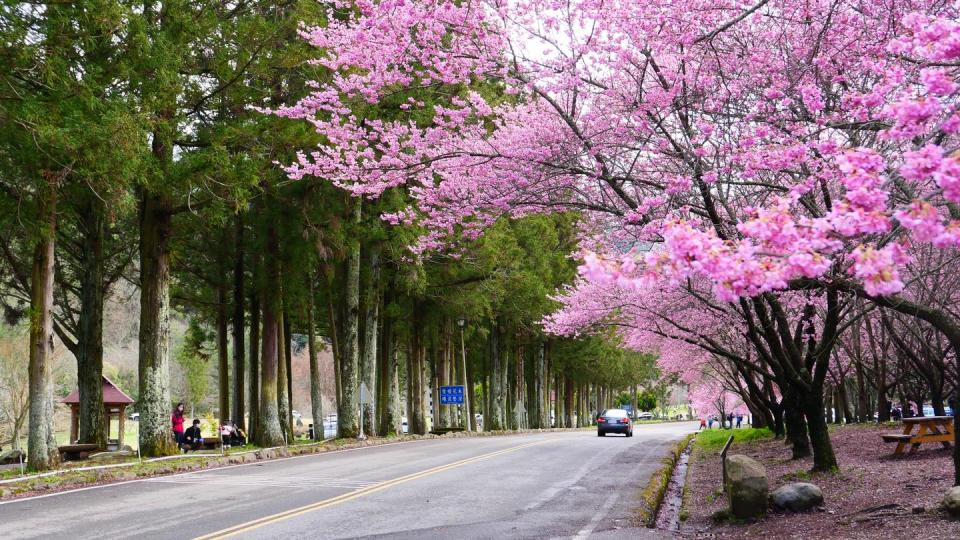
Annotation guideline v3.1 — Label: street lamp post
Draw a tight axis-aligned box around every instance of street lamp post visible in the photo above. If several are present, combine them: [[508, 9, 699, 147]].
[[457, 317, 472, 432]]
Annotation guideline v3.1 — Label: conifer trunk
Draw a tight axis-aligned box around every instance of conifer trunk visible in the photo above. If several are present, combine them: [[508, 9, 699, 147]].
[[277, 309, 291, 441], [256, 225, 284, 447], [377, 310, 401, 435], [248, 283, 260, 436], [488, 320, 505, 430], [27, 179, 60, 470], [407, 308, 427, 434], [231, 214, 245, 430], [76, 195, 106, 448], [137, 190, 178, 457], [532, 342, 546, 429], [217, 279, 229, 424], [360, 245, 380, 433], [307, 282, 323, 441], [338, 202, 362, 438]]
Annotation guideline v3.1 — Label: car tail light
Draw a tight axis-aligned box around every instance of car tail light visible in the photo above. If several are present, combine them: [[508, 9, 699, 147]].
[[621, 418, 629, 424], [597, 417, 605, 423]]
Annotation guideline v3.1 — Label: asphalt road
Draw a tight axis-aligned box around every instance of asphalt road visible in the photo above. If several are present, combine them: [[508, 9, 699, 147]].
[[0, 422, 695, 540]]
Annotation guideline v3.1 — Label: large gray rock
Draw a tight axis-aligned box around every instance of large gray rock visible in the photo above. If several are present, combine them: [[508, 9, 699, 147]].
[[0, 449, 24, 465], [943, 486, 960, 517], [87, 450, 135, 463], [771, 482, 824, 512], [725, 454, 769, 519]]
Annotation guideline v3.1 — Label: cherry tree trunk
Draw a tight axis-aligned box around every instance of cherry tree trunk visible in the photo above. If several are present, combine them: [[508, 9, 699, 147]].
[[783, 391, 811, 459], [855, 364, 869, 422], [76, 195, 106, 448], [27, 181, 60, 470], [803, 391, 839, 471], [137, 191, 178, 457]]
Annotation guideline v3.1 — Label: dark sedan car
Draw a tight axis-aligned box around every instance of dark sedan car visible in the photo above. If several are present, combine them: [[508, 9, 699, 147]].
[[597, 408, 633, 437]]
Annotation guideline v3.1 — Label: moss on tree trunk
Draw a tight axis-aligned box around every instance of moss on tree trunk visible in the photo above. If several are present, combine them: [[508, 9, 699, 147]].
[[137, 190, 178, 457], [27, 179, 60, 470]]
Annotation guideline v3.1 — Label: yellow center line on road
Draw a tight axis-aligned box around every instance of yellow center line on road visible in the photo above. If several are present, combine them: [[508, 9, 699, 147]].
[[193, 438, 558, 540]]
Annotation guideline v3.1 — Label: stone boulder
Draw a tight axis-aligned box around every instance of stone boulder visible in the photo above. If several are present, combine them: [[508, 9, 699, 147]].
[[87, 450, 135, 463], [0, 449, 24, 465], [725, 454, 769, 519], [943, 486, 960, 517], [771, 482, 824, 512]]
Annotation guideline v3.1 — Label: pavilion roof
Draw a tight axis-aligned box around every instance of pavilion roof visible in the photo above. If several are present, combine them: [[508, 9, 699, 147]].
[[62, 375, 135, 405]]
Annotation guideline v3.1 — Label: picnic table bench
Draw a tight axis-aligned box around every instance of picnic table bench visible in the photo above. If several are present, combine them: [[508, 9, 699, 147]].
[[191, 437, 221, 451], [881, 415, 955, 456]]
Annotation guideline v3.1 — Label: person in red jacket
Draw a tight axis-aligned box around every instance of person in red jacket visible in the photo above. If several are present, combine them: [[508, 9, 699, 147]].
[[171, 403, 186, 448]]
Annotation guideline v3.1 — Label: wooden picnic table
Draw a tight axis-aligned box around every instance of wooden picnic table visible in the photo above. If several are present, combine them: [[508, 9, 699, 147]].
[[881, 415, 955, 456]]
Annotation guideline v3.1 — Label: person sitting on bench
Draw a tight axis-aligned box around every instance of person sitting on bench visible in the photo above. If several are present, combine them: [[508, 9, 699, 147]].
[[229, 421, 247, 447], [182, 419, 204, 452]]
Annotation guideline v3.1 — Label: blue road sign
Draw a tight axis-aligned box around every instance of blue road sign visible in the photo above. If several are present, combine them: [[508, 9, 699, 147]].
[[440, 385, 465, 405]]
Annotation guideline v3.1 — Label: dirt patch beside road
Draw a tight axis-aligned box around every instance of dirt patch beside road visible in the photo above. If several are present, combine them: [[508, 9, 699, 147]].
[[682, 424, 960, 539]]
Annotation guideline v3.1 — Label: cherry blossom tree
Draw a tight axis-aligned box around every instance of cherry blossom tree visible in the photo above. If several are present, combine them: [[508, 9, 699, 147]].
[[277, 0, 960, 477]]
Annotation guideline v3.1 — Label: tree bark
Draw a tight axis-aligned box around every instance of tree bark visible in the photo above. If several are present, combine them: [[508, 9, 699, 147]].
[[307, 280, 323, 441], [76, 195, 106, 448], [248, 282, 260, 436], [328, 295, 343, 409], [360, 245, 380, 433], [338, 202, 362, 438], [217, 279, 229, 424], [531, 342, 546, 429], [277, 308, 291, 441], [256, 224, 284, 447], [137, 190, 178, 457], [783, 390, 811, 459], [804, 390, 839, 471], [377, 309, 400, 435], [231, 214, 245, 430], [407, 306, 427, 435], [488, 320, 505, 430], [27, 180, 60, 470]]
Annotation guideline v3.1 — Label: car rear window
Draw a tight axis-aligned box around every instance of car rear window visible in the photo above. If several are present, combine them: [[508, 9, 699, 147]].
[[602, 409, 628, 417]]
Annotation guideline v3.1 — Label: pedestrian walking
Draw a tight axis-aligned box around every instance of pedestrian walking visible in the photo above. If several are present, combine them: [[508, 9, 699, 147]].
[[726, 413, 734, 429], [699, 418, 706, 430], [736, 414, 743, 429], [708, 416, 714, 429]]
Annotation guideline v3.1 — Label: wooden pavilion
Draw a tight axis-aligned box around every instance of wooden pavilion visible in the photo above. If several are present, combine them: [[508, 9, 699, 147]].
[[62, 376, 135, 451]]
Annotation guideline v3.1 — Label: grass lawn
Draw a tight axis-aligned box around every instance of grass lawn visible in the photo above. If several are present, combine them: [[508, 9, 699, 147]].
[[694, 427, 774, 451]]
